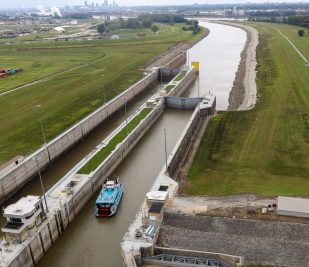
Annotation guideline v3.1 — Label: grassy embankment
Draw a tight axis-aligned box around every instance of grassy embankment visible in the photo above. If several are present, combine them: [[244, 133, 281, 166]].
[[0, 23, 207, 164], [78, 107, 152, 174], [186, 22, 309, 196]]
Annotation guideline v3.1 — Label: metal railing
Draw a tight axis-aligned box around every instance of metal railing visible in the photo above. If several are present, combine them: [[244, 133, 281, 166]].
[[143, 254, 231, 267]]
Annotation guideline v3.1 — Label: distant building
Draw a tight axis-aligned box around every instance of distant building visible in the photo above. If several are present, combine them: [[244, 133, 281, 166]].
[[277, 196, 309, 218], [84, 0, 88, 6], [110, 34, 119, 39], [52, 26, 65, 33]]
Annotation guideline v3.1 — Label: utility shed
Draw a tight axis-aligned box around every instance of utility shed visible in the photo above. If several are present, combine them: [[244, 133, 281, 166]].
[[148, 202, 164, 221], [146, 191, 168, 208], [277, 196, 309, 218]]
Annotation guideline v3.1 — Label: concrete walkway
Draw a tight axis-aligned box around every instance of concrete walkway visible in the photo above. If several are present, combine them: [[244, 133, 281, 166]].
[[167, 194, 274, 214]]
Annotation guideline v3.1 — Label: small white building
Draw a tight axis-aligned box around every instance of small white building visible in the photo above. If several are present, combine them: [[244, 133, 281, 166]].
[[2, 195, 45, 243], [277, 196, 309, 219], [146, 190, 169, 208], [52, 26, 65, 33]]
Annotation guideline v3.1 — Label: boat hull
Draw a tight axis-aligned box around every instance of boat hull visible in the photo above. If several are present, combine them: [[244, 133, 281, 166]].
[[95, 186, 124, 217]]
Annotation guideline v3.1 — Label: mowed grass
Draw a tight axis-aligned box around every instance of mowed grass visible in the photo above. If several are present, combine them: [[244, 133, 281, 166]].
[[0, 48, 106, 92], [0, 25, 207, 164], [267, 22, 309, 59], [186, 22, 309, 196], [78, 108, 152, 174]]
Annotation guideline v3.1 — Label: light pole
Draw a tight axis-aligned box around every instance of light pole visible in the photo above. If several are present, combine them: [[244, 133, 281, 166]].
[[124, 96, 128, 136], [187, 49, 190, 68], [32, 157, 49, 213], [160, 70, 163, 91], [163, 127, 168, 172], [36, 105, 47, 145], [197, 73, 201, 114], [36, 105, 52, 166]]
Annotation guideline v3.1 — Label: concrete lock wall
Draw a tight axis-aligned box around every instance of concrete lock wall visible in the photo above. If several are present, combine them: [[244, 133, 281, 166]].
[[168, 67, 196, 98], [165, 96, 203, 110], [4, 61, 195, 267], [5, 214, 61, 267], [90, 102, 165, 192], [164, 52, 186, 69], [5, 102, 165, 267], [0, 70, 158, 204], [167, 105, 201, 177]]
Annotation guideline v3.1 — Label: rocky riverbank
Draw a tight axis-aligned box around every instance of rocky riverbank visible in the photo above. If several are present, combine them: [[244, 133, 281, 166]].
[[217, 22, 259, 111]]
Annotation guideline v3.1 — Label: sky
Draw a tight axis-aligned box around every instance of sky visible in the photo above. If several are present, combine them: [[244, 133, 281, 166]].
[[1, 0, 306, 9]]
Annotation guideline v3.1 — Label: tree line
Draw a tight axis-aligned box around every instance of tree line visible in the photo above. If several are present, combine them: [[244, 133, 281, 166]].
[[97, 14, 199, 35], [249, 15, 309, 29]]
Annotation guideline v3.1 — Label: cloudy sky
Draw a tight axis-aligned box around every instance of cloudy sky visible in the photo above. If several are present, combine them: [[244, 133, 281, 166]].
[[1, 0, 304, 8]]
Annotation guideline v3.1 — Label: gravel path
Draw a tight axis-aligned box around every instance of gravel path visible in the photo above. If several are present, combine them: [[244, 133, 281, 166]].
[[167, 194, 274, 214]]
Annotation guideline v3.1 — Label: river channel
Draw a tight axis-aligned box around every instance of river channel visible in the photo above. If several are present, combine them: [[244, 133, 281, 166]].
[[2, 21, 246, 266]]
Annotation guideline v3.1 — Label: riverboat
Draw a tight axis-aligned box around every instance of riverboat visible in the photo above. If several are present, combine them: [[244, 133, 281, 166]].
[[95, 178, 124, 217]]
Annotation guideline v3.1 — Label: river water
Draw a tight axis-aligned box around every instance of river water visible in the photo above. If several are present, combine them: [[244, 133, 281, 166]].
[[2, 22, 246, 267], [185, 20, 246, 110]]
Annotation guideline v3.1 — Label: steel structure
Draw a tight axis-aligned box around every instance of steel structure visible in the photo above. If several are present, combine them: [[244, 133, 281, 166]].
[[143, 254, 231, 267]]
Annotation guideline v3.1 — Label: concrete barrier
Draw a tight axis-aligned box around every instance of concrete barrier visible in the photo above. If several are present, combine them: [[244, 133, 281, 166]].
[[164, 52, 187, 69], [0, 70, 158, 205], [165, 96, 203, 110], [168, 67, 196, 97], [166, 92, 216, 177]]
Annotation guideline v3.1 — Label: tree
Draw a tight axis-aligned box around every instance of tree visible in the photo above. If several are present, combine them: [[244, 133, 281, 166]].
[[298, 29, 305, 36], [141, 19, 152, 28], [151, 24, 159, 33], [97, 23, 107, 34]]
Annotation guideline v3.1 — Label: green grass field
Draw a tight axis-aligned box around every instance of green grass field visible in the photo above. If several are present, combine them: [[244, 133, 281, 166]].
[[186, 22, 309, 196], [0, 24, 207, 164]]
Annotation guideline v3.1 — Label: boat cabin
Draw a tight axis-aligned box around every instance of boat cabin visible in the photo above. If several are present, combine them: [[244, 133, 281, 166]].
[[1, 195, 45, 243], [95, 179, 123, 217]]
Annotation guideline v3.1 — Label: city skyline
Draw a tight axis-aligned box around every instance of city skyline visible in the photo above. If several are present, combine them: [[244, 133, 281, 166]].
[[1, 0, 308, 9]]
